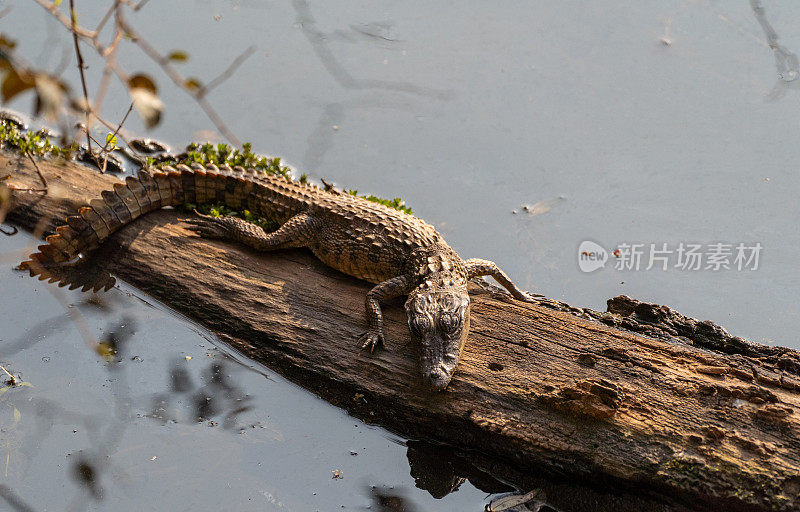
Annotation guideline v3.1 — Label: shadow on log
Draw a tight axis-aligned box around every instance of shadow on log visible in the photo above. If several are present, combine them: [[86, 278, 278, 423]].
[[3, 153, 800, 512]]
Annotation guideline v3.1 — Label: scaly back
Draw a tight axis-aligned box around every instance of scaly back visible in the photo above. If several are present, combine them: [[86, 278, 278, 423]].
[[20, 163, 434, 290]]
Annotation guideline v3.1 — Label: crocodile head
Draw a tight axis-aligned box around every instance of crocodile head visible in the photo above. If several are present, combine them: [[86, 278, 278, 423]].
[[405, 286, 471, 390]]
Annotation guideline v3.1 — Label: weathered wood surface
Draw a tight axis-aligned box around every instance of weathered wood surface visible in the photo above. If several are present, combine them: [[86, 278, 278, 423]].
[[3, 154, 800, 512]]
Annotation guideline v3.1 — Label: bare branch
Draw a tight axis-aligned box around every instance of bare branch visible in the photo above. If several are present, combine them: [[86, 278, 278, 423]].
[[88, 106, 138, 153], [100, 102, 133, 154], [24, 152, 48, 191], [32, 0, 248, 147], [69, 0, 93, 154], [93, 39, 116, 114], [94, 1, 118, 35], [199, 45, 256, 98], [114, 11, 242, 145], [32, 0, 96, 39], [51, 43, 72, 77]]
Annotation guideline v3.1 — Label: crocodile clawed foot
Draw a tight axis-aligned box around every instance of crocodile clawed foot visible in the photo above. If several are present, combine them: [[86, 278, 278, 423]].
[[357, 330, 385, 356], [181, 212, 232, 240], [520, 291, 545, 302], [507, 289, 544, 303]]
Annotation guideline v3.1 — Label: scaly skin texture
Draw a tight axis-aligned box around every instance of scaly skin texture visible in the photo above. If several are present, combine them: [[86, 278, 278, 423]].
[[21, 163, 533, 389]]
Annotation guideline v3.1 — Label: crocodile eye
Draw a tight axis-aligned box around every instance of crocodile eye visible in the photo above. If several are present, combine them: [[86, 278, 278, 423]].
[[409, 314, 432, 337], [438, 313, 460, 336]]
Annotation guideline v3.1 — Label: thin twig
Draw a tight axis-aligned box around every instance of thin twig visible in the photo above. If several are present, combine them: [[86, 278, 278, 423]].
[[4, 155, 48, 193], [33, 0, 96, 39], [0, 364, 15, 385], [196, 97, 241, 146], [93, 102, 133, 173], [78, 130, 109, 172], [33, 0, 246, 146], [199, 45, 256, 98], [101, 26, 124, 58], [52, 43, 72, 77], [88, 106, 139, 155], [115, 12, 242, 145], [75, 103, 136, 174], [85, 132, 104, 147], [94, 1, 117, 34], [94, 27, 120, 113], [100, 102, 133, 154], [24, 152, 48, 191], [69, 0, 92, 154]]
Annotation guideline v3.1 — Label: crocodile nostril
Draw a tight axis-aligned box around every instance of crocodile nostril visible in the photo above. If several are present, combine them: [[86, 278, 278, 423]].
[[423, 368, 450, 389], [488, 362, 504, 371]]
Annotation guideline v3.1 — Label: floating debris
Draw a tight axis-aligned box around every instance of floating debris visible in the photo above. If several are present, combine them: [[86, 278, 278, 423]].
[[518, 196, 566, 217], [77, 147, 124, 174], [0, 110, 28, 130], [129, 138, 170, 154]]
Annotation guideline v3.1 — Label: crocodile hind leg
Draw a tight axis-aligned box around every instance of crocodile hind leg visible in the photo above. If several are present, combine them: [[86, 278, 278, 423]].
[[463, 258, 540, 301], [183, 212, 318, 250], [359, 274, 414, 354]]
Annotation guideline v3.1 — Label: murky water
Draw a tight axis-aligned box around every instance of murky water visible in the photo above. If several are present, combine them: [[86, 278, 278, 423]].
[[0, 231, 499, 511], [2, 0, 800, 510]]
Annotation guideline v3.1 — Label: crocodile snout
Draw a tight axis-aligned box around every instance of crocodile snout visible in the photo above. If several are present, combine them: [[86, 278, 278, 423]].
[[423, 367, 452, 390]]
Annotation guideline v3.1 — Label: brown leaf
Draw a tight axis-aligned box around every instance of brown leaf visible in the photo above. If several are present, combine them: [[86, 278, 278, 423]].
[[128, 73, 157, 94], [128, 73, 163, 128], [0, 34, 17, 50], [34, 74, 66, 121], [1, 67, 34, 102]]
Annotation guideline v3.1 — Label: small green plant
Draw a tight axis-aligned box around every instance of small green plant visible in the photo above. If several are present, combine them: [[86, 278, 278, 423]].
[[179, 201, 278, 233], [146, 142, 291, 179], [150, 142, 413, 215], [346, 190, 412, 215], [0, 120, 78, 159], [2, 125, 414, 226]]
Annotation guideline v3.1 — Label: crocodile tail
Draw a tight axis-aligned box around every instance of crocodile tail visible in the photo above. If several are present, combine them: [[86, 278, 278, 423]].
[[19, 163, 281, 291], [19, 165, 197, 291]]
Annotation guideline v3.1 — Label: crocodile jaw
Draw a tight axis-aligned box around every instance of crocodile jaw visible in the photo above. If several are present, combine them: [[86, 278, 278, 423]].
[[419, 317, 469, 390]]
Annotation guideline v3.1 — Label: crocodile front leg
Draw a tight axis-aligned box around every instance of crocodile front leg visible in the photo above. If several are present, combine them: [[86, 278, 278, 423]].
[[183, 212, 318, 250], [360, 274, 414, 354], [463, 258, 538, 301]]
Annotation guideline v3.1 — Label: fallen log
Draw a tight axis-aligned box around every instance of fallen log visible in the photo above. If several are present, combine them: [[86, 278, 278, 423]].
[[3, 153, 800, 512]]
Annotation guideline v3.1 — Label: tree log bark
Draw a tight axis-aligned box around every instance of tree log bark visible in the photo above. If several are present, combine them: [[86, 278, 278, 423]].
[[3, 154, 800, 512]]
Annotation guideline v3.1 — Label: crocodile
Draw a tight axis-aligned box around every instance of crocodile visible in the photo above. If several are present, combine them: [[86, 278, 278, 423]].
[[21, 164, 534, 389]]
